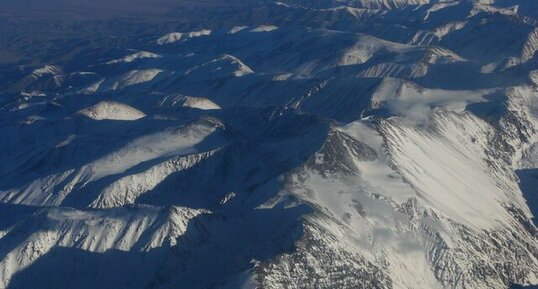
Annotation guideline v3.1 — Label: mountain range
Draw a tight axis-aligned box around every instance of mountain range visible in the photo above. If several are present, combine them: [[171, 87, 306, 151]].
[[0, 0, 537, 288]]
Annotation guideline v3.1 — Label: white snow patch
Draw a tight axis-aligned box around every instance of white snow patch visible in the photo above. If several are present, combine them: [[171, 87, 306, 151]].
[[219, 192, 237, 205], [109, 69, 163, 90], [249, 25, 279, 32], [106, 51, 162, 64], [78, 101, 146, 121], [31, 65, 63, 78], [156, 29, 212, 45], [185, 54, 254, 77], [382, 112, 515, 229], [228, 26, 249, 34], [79, 78, 105, 94], [81, 119, 224, 183], [90, 150, 218, 208], [272, 73, 294, 81], [371, 78, 495, 125], [180, 96, 221, 110]]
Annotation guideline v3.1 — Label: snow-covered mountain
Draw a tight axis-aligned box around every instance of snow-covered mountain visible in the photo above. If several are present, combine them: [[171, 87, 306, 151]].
[[0, 0, 537, 288]]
